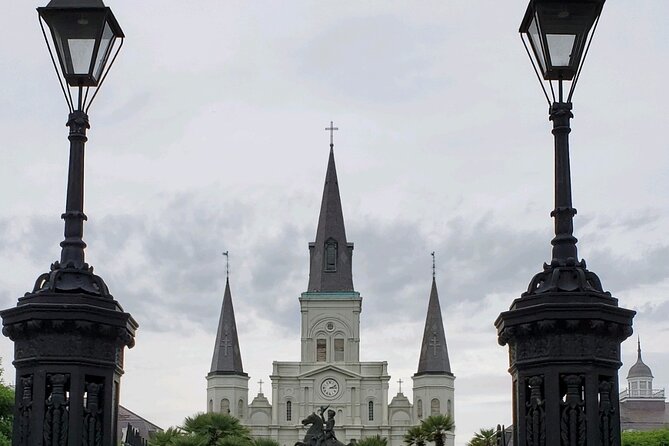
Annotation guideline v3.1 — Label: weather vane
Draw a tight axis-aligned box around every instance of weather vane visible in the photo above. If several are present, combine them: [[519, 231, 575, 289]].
[[325, 121, 339, 147], [431, 251, 436, 278], [223, 251, 229, 279]]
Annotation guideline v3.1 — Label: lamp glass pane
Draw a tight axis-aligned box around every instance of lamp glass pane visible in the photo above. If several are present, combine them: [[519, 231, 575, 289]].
[[546, 34, 576, 67], [93, 22, 115, 81], [528, 16, 546, 72], [52, 29, 68, 72], [67, 38, 96, 74]]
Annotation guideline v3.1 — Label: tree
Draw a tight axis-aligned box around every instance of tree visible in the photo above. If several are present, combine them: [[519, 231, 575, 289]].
[[466, 428, 496, 446], [356, 435, 387, 446], [149, 427, 186, 446], [252, 439, 280, 446], [404, 426, 428, 446], [621, 429, 669, 446], [420, 415, 455, 446], [0, 360, 14, 446], [181, 413, 251, 446]]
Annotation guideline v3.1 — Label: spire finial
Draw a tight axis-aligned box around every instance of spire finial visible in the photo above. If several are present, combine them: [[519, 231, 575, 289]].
[[398, 378, 403, 393], [258, 379, 264, 394], [638, 335, 642, 360], [431, 251, 436, 278], [325, 121, 339, 148], [223, 251, 229, 279]]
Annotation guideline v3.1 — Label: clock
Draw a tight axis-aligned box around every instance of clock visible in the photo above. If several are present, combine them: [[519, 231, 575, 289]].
[[321, 378, 340, 398]]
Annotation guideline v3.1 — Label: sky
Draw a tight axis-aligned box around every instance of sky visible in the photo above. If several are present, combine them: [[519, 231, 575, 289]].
[[1, 1, 668, 445]]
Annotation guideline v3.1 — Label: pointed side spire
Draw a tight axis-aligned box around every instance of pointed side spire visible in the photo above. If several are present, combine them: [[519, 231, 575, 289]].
[[209, 278, 246, 376], [415, 277, 452, 376], [307, 143, 354, 292]]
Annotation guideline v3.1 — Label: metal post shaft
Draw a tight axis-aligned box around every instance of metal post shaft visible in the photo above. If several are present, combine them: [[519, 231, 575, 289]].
[[60, 110, 90, 269], [549, 102, 579, 266]]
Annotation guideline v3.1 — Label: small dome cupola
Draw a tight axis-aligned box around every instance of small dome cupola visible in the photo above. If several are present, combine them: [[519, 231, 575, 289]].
[[626, 338, 654, 398], [627, 338, 653, 379]]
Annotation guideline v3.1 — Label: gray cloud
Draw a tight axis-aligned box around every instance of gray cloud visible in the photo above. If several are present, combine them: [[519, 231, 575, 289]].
[[3, 192, 667, 339], [586, 245, 669, 296]]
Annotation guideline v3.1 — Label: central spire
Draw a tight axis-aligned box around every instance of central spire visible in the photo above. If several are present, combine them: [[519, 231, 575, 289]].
[[307, 133, 354, 292]]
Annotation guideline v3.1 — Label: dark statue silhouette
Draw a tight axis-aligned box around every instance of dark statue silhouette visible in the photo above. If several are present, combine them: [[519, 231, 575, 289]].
[[295, 406, 355, 446]]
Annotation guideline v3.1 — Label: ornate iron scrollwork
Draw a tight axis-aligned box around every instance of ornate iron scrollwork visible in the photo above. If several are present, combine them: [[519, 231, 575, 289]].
[[44, 373, 70, 446], [17, 375, 33, 446], [83, 380, 104, 446], [526, 376, 546, 446], [560, 375, 586, 446], [598, 379, 615, 446]]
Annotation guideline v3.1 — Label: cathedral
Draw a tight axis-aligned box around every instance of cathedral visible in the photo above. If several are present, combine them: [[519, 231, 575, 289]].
[[206, 139, 455, 446]]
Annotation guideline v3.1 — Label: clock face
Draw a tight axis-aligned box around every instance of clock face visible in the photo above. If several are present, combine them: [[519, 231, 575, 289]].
[[321, 378, 340, 398]]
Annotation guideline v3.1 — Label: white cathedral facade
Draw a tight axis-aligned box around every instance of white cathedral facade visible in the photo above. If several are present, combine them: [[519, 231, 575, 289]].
[[206, 141, 455, 446]]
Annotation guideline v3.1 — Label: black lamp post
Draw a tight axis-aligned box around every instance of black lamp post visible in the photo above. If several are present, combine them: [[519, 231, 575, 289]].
[[495, 1, 635, 445], [1, 2, 136, 446]]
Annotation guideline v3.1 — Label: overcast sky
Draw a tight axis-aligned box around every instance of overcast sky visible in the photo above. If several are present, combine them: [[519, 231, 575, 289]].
[[1, 2, 668, 445]]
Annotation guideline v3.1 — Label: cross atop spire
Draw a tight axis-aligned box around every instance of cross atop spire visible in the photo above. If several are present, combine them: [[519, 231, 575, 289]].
[[223, 251, 229, 279], [325, 121, 339, 148], [431, 251, 436, 278]]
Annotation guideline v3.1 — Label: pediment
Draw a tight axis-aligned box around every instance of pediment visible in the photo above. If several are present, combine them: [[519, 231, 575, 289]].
[[299, 364, 362, 379]]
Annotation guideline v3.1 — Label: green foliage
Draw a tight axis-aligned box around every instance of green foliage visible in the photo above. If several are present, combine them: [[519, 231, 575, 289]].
[[356, 434, 387, 446], [404, 426, 428, 446], [404, 415, 454, 446], [252, 438, 281, 446], [149, 427, 186, 446], [151, 412, 257, 446], [0, 360, 14, 446], [621, 429, 669, 446], [466, 428, 496, 446], [420, 415, 455, 446], [219, 436, 253, 446], [174, 435, 206, 446], [181, 413, 251, 446]]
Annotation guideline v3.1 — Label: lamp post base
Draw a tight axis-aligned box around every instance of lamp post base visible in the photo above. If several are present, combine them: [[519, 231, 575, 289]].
[[2, 289, 137, 446], [497, 286, 634, 446]]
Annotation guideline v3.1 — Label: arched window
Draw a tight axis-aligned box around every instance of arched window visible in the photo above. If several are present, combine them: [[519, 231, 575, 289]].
[[286, 400, 292, 421], [368, 401, 374, 421], [325, 239, 337, 272], [417, 399, 423, 418], [447, 399, 452, 417], [317, 338, 327, 362], [208, 399, 213, 413], [430, 398, 440, 415], [238, 399, 244, 418], [334, 338, 344, 361], [221, 398, 230, 414]]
